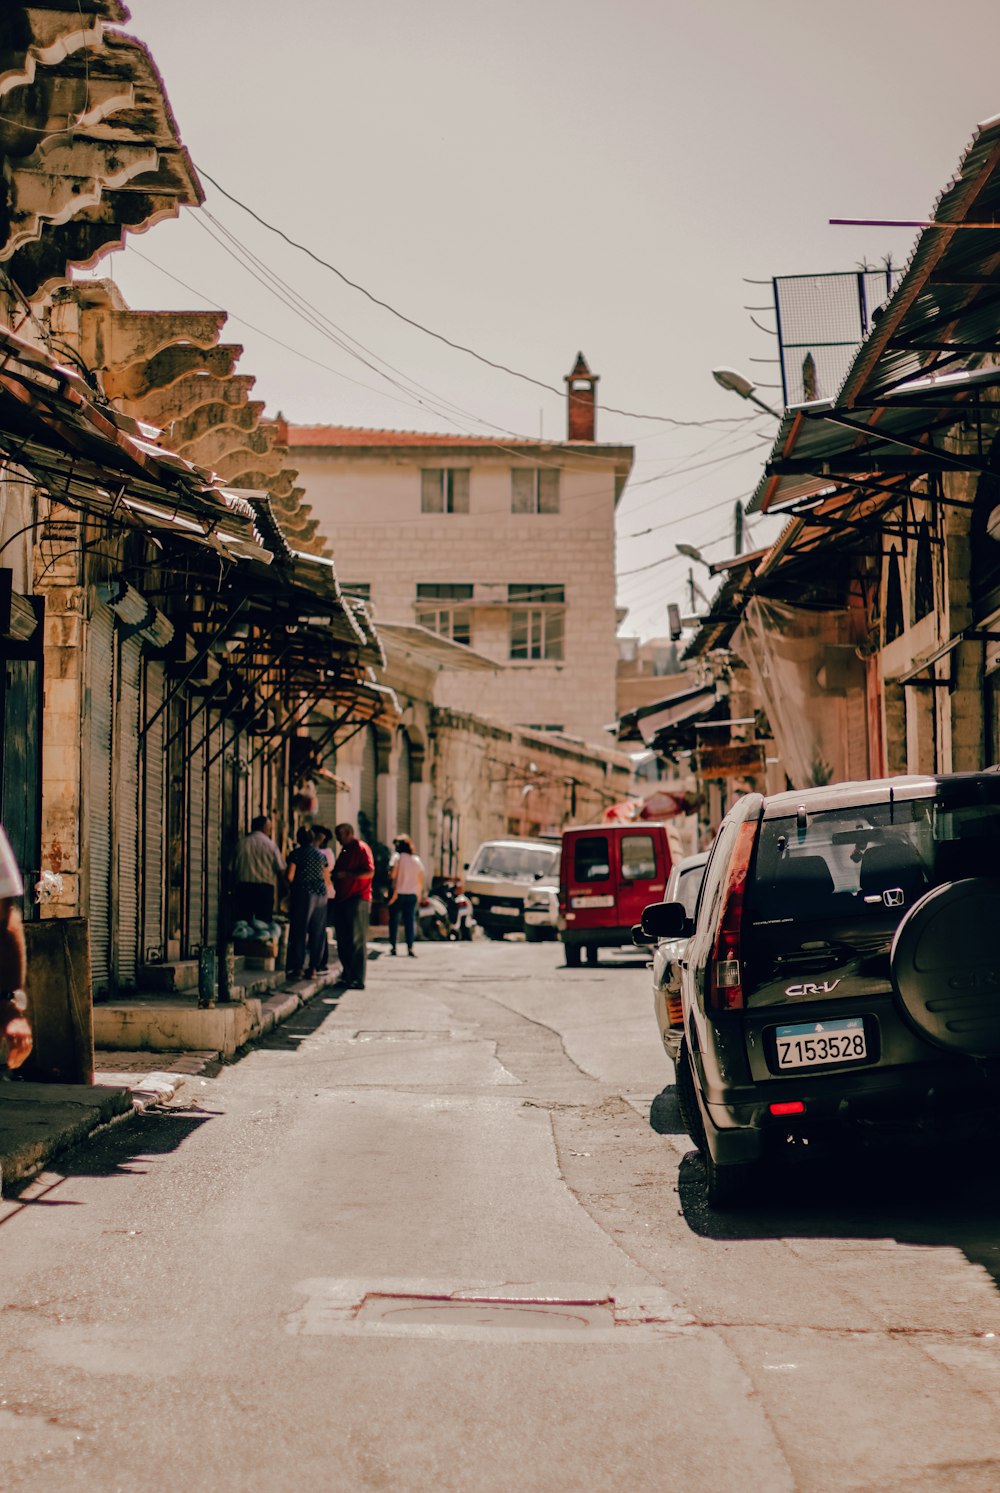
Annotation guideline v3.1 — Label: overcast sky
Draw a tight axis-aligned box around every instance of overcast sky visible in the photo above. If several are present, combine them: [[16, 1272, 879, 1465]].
[[111, 0, 1000, 639]]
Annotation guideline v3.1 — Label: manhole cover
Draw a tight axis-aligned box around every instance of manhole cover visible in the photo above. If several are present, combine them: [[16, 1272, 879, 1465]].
[[357, 1294, 613, 1332]]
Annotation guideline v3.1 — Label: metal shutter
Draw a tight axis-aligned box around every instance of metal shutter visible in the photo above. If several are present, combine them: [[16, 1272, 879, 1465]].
[[205, 710, 223, 946], [115, 636, 141, 989], [187, 708, 206, 954], [142, 660, 166, 965], [87, 607, 114, 998]]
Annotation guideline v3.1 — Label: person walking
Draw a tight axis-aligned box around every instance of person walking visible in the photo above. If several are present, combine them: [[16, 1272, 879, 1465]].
[[234, 815, 285, 925], [310, 824, 336, 973], [388, 835, 424, 958], [285, 827, 329, 978], [332, 822, 374, 989]]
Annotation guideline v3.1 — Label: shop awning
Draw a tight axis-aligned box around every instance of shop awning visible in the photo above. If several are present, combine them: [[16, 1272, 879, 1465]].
[[618, 683, 719, 746]]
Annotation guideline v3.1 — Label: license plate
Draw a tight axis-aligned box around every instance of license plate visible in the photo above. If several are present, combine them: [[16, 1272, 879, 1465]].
[[492, 905, 518, 916], [571, 894, 614, 909], [774, 1017, 867, 1070]]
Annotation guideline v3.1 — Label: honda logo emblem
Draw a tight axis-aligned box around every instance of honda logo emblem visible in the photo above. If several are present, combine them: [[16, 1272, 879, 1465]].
[[883, 887, 905, 907]]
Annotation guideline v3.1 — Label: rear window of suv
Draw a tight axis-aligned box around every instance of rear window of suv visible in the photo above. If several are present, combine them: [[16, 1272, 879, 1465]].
[[747, 784, 1000, 925]]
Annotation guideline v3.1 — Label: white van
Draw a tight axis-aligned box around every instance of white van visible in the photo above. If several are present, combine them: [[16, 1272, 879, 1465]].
[[464, 837, 561, 939]]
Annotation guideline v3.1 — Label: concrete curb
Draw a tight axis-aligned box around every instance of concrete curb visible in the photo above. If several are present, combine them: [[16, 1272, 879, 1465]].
[[0, 1082, 132, 1193]]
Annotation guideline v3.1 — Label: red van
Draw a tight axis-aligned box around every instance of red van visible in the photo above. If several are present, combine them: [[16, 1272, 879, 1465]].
[[558, 822, 677, 966]]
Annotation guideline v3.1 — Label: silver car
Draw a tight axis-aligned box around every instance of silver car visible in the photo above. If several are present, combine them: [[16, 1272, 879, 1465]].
[[651, 852, 708, 1063]]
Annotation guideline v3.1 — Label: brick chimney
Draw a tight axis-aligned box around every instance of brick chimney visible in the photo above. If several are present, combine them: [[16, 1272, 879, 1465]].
[[565, 352, 598, 441]]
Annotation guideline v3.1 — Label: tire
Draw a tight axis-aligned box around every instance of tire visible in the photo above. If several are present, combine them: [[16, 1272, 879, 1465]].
[[524, 924, 541, 943], [675, 1040, 703, 1145], [585, 944, 599, 966], [704, 1151, 760, 1210], [564, 942, 582, 967], [485, 928, 505, 941], [460, 924, 473, 942]]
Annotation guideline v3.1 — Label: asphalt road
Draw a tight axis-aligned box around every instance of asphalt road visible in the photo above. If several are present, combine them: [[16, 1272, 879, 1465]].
[[4, 937, 1000, 1491]]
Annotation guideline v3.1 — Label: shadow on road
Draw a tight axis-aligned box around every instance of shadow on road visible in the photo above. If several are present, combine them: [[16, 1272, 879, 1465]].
[[653, 1089, 1000, 1294], [5, 1110, 215, 1206], [260, 991, 343, 1051], [649, 1085, 688, 1136]]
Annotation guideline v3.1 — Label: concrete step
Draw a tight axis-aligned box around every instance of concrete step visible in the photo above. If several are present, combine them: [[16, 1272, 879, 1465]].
[[139, 959, 200, 993]]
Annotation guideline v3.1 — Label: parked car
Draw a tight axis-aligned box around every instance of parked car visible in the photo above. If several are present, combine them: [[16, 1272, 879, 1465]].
[[641, 772, 1000, 1208], [559, 821, 677, 966], [646, 852, 709, 1063], [464, 837, 560, 939], [523, 875, 560, 941]]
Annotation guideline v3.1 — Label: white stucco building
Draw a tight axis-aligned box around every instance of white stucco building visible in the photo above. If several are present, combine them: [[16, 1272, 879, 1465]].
[[277, 356, 633, 746]]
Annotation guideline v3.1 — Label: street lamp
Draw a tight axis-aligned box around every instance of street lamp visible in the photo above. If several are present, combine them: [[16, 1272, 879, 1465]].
[[712, 366, 783, 420], [676, 542, 709, 566]]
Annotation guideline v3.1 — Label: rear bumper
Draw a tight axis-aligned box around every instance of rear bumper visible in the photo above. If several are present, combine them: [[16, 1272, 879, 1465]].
[[699, 1057, 1000, 1166]]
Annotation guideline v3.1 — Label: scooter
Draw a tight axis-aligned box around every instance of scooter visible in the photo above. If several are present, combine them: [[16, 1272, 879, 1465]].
[[438, 880, 475, 941], [417, 893, 450, 941]]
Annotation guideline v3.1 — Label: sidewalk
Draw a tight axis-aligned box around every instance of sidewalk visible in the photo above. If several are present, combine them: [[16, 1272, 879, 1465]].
[[0, 969, 343, 1194]]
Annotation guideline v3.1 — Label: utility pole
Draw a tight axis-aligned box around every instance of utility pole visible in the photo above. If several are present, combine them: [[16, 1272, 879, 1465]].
[[688, 568, 696, 613], [734, 501, 744, 556]]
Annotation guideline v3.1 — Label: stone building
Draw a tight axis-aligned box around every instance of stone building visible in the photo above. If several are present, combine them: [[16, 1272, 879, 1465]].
[[277, 356, 633, 745]]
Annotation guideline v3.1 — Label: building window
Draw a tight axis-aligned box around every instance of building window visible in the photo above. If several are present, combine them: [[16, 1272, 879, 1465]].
[[511, 467, 559, 514], [416, 583, 473, 646], [508, 584, 565, 660], [884, 547, 904, 645], [421, 468, 470, 514]]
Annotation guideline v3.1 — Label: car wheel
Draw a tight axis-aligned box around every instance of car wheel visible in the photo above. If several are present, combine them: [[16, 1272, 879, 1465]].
[[484, 928, 505, 941], [675, 1040, 704, 1145], [524, 924, 541, 943], [704, 1151, 760, 1210], [585, 945, 599, 966], [564, 942, 582, 968], [460, 924, 473, 941]]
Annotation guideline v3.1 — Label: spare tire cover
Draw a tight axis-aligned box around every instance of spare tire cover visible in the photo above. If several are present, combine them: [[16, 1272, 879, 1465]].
[[891, 878, 1000, 1057]]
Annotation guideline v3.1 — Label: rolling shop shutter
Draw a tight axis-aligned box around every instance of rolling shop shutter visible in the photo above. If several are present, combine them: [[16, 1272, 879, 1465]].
[[205, 709, 223, 946], [115, 636, 142, 989], [86, 606, 114, 998], [187, 707, 206, 954], [141, 660, 166, 966]]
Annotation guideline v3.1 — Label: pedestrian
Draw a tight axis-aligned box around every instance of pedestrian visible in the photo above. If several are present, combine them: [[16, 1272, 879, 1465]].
[[0, 824, 29, 1071], [285, 827, 329, 978], [233, 815, 285, 926], [388, 834, 424, 958], [310, 824, 336, 972], [332, 822, 374, 989]]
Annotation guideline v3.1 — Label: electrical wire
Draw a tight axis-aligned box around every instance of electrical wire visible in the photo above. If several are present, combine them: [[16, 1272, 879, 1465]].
[[195, 166, 758, 431], [121, 240, 773, 532]]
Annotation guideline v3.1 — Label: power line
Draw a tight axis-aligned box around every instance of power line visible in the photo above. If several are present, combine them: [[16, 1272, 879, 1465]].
[[195, 165, 759, 431]]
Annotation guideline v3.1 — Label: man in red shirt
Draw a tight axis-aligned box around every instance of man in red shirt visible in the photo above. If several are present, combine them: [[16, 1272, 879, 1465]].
[[332, 822, 375, 989]]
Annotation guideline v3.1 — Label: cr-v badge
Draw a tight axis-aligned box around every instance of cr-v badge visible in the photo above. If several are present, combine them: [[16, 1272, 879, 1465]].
[[785, 980, 841, 996]]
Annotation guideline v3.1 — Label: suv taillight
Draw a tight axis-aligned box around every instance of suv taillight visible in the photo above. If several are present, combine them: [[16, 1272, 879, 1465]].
[[707, 819, 758, 1012]]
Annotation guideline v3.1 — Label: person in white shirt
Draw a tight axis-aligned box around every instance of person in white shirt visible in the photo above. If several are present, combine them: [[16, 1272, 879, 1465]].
[[233, 815, 286, 924], [0, 824, 30, 1069], [388, 835, 425, 958]]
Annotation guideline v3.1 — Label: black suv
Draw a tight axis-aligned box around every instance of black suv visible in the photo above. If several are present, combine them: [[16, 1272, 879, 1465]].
[[642, 772, 1000, 1206]]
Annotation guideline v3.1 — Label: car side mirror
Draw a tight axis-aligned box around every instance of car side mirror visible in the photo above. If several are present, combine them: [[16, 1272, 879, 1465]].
[[641, 900, 690, 939], [631, 923, 658, 947]]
